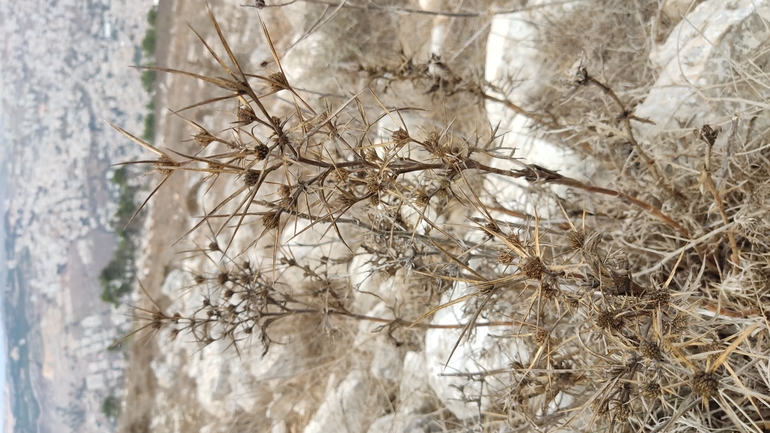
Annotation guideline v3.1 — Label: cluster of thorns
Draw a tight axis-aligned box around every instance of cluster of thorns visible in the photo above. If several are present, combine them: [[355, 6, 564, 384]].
[[110, 7, 770, 432]]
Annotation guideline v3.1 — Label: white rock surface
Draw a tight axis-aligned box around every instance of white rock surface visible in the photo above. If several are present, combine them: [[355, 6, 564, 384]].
[[425, 283, 529, 420], [635, 0, 770, 137], [303, 370, 381, 433]]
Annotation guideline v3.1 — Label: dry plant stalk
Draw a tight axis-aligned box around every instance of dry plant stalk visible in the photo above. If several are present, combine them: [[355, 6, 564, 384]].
[[110, 4, 770, 432]]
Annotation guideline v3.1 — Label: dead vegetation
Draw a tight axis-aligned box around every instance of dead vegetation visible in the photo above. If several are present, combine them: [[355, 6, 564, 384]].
[[111, 1, 770, 432]]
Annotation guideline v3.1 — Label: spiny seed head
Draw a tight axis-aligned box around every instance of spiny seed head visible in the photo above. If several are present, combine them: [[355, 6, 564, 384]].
[[153, 156, 177, 176], [668, 314, 689, 335], [223, 289, 234, 300], [262, 211, 281, 230], [217, 272, 229, 285], [614, 403, 631, 423], [337, 189, 359, 207], [648, 286, 671, 308], [478, 283, 496, 295], [364, 148, 380, 162], [236, 104, 258, 125], [392, 128, 410, 146], [697, 124, 720, 147], [365, 175, 384, 195], [278, 185, 292, 199], [169, 328, 181, 342], [415, 191, 430, 207], [640, 340, 661, 360], [523, 256, 547, 280], [243, 170, 261, 187], [533, 328, 549, 346], [194, 275, 206, 285], [239, 273, 251, 285], [506, 233, 523, 250], [208, 241, 220, 252], [193, 129, 217, 147], [498, 250, 515, 265], [642, 381, 660, 398], [268, 72, 287, 92], [567, 229, 586, 250], [706, 340, 723, 363], [254, 143, 270, 160], [540, 282, 559, 300], [483, 223, 502, 239], [331, 168, 350, 184], [597, 310, 624, 331], [692, 371, 720, 398], [424, 131, 440, 148]]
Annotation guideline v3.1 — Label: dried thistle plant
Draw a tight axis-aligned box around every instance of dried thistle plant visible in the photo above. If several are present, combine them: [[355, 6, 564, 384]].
[[109, 3, 770, 432]]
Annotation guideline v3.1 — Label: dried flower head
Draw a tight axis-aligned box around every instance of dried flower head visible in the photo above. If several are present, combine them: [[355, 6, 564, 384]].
[[268, 71, 287, 92], [414, 191, 430, 207], [597, 310, 624, 331], [522, 256, 547, 280], [331, 168, 350, 184], [692, 371, 720, 399], [498, 250, 515, 265], [567, 229, 586, 251], [152, 156, 178, 176], [533, 327, 549, 346], [337, 189, 360, 208], [392, 128, 410, 146], [254, 143, 270, 160], [696, 124, 720, 147], [243, 169, 261, 187], [193, 129, 217, 147], [236, 103, 258, 125], [278, 184, 292, 199], [647, 286, 671, 309], [262, 211, 281, 230], [217, 272, 230, 285], [364, 148, 380, 162], [540, 282, 559, 300], [640, 340, 661, 361], [642, 381, 660, 398], [614, 403, 631, 423]]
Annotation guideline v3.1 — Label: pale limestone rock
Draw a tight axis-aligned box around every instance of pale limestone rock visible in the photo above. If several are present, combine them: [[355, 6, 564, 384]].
[[303, 371, 381, 433], [424, 283, 530, 419], [635, 0, 770, 137]]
